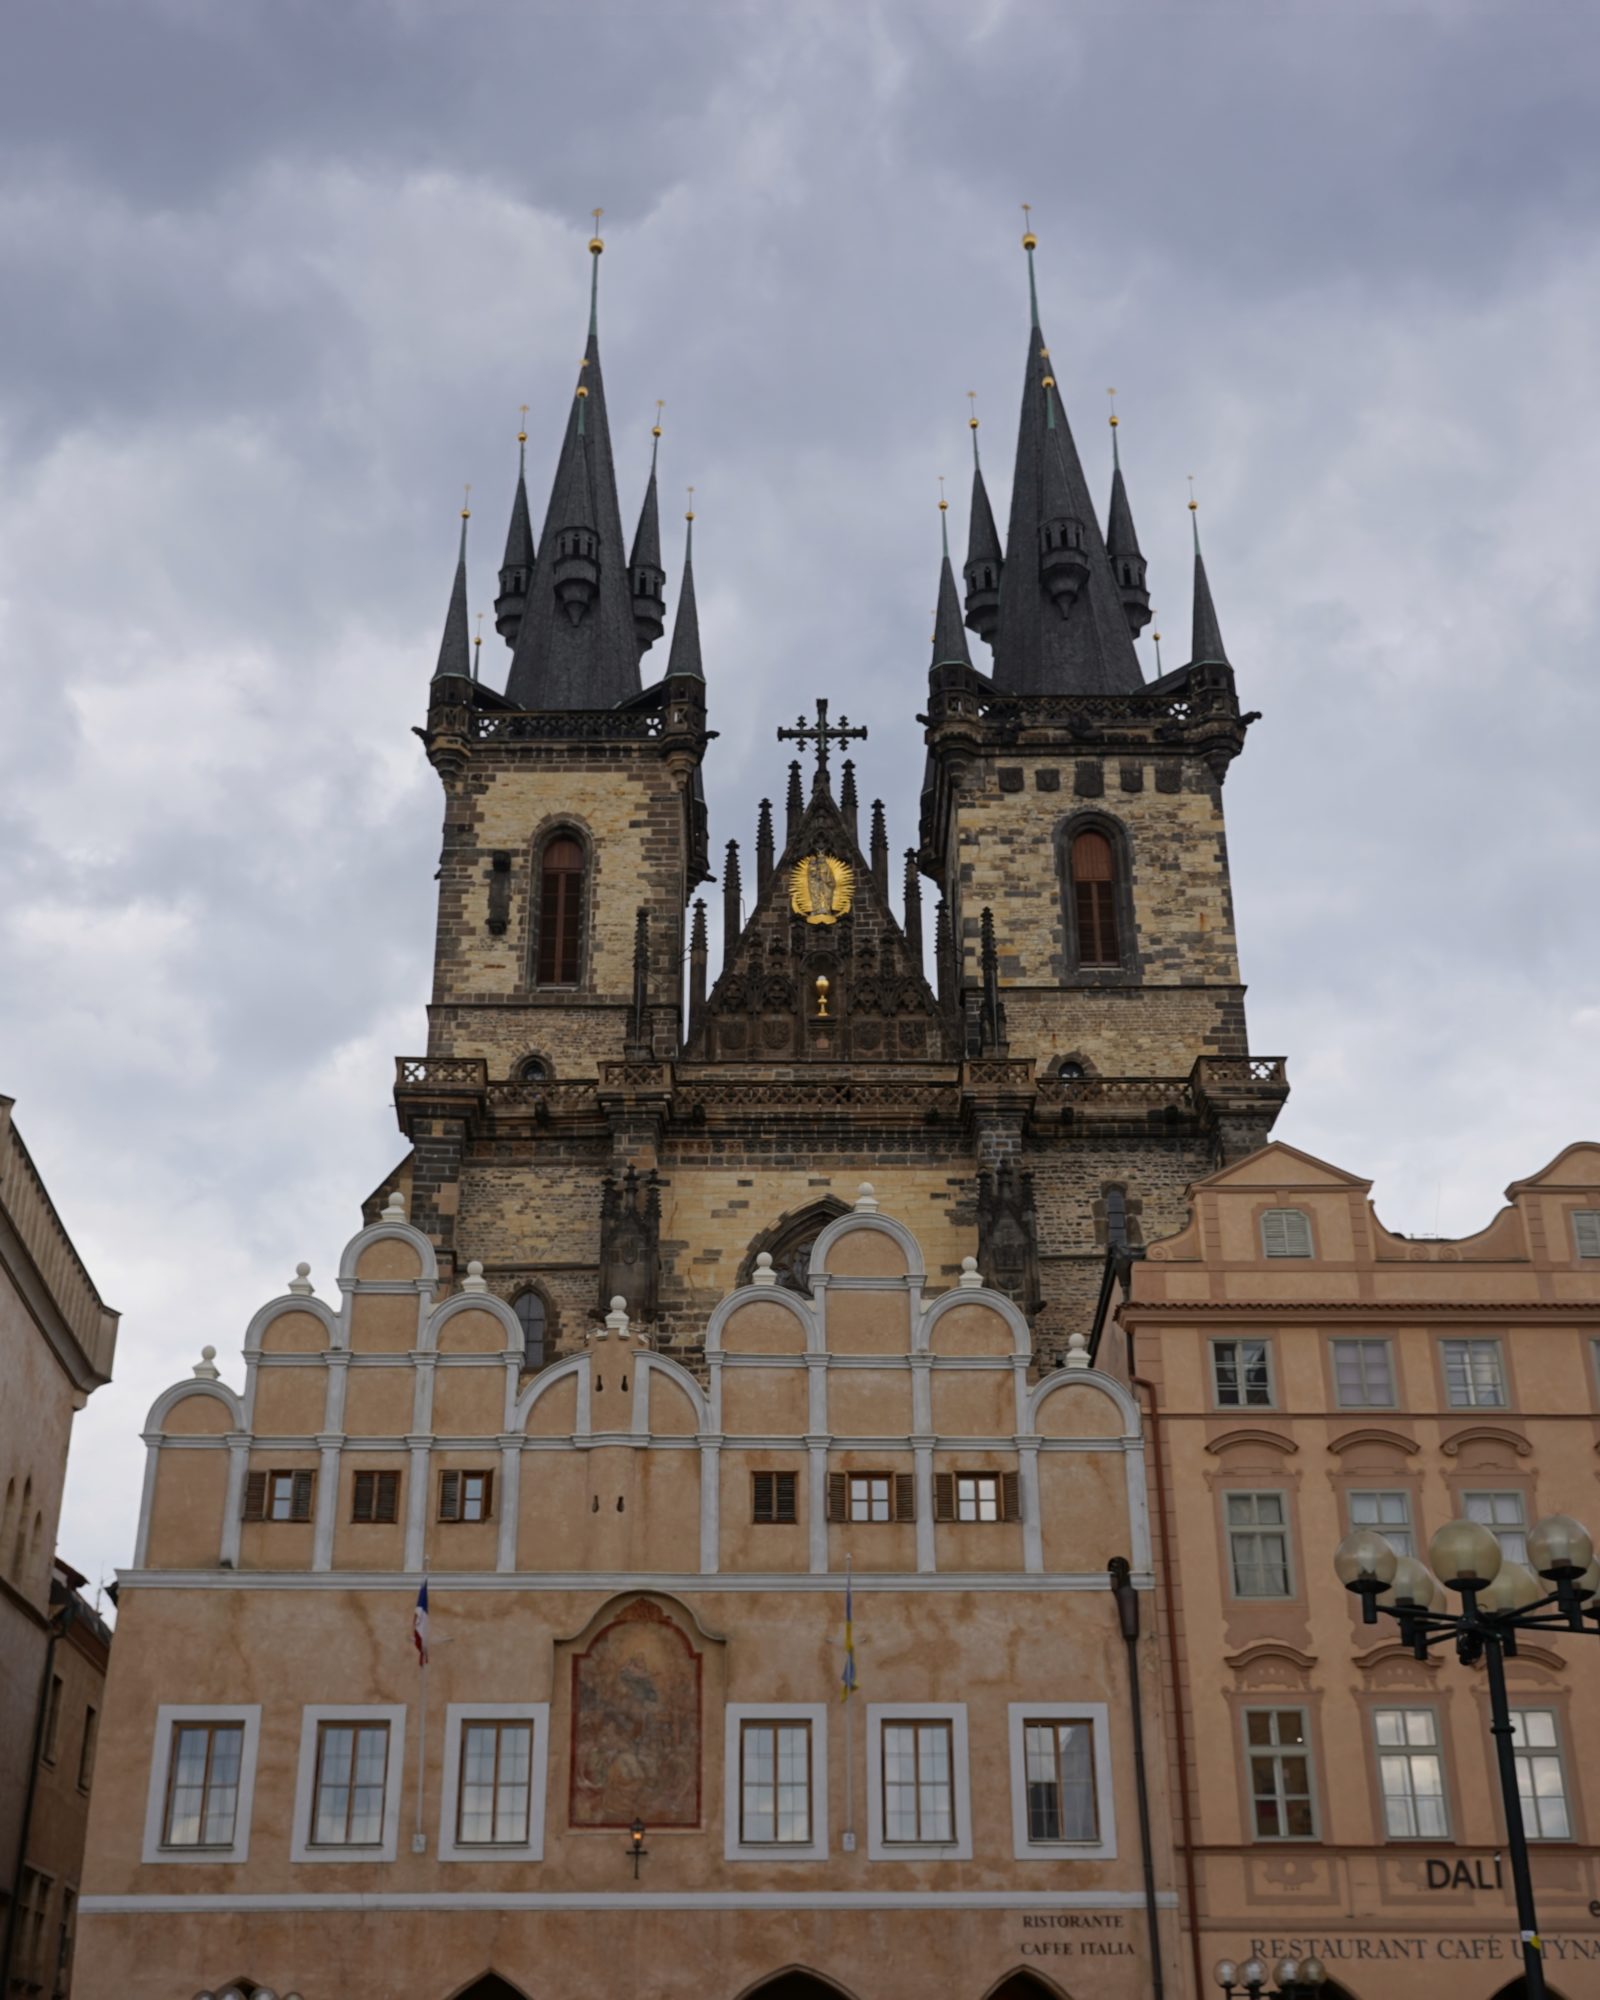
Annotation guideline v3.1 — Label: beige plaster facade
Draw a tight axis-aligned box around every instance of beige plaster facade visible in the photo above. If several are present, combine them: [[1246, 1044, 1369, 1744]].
[[81, 1195, 1175, 2000], [1107, 1139, 1600, 2000]]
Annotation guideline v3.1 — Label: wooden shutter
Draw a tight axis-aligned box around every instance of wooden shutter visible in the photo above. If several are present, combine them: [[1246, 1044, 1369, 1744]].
[[1071, 830, 1121, 967], [753, 1472, 774, 1523], [352, 1471, 376, 1523], [376, 1471, 400, 1524], [775, 1472, 798, 1524], [933, 1473, 956, 1523], [1262, 1208, 1312, 1259], [1574, 1210, 1600, 1259], [537, 837, 584, 985], [826, 1473, 847, 1523], [480, 1470, 495, 1518], [893, 1473, 916, 1523], [1001, 1471, 1022, 1522], [289, 1471, 314, 1522], [242, 1472, 267, 1522], [439, 1471, 461, 1522]]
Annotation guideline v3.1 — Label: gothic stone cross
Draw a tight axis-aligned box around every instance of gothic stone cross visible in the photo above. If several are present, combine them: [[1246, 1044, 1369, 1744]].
[[776, 698, 868, 792]]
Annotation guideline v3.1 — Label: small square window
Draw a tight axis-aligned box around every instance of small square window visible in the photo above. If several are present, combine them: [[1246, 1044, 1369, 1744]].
[[957, 1474, 1001, 1522], [1441, 1340, 1507, 1409], [1261, 1209, 1313, 1259], [1332, 1338, 1395, 1408], [1212, 1339, 1274, 1408], [242, 1469, 314, 1522], [752, 1472, 798, 1524], [438, 1470, 494, 1523], [1226, 1491, 1293, 1597], [351, 1470, 400, 1524], [1349, 1490, 1414, 1557], [1244, 1707, 1316, 1839]]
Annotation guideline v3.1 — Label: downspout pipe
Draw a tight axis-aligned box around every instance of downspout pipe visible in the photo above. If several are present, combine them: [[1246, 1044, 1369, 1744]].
[[1109, 1556, 1165, 2000], [0, 1596, 71, 1990]]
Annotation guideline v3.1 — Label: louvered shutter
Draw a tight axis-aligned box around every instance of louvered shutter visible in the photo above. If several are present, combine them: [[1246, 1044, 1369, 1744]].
[[481, 1469, 495, 1518], [933, 1473, 956, 1523], [376, 1471, 400, 1524], [775, 1472, 798, 1524], [1002, 1470, 1022, 1522], [352, 1472, 375, 1522], [753, 1472, 775, 1523], [826, 1473, 847, 1523], [290, 1470, 314, 1521], [1574, 1210, 1600, 1260], [1262, 1208, 1312, 1259], [439, 1470, 461, 1522], [242, 1471, 267, 1521], [893, 1473, 916, 1522]]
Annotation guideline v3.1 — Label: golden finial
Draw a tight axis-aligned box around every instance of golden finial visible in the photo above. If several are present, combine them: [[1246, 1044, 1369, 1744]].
[[937, 474, 948, 513], [575, 386, 589, 399], [652, 398, 664, 440], [1020, 201, 1037, 252], [1042, 376, 1055, 390], [589, 207, 605, 254], [685, 483, 694, 523], [1188, 474, 1198, 513], [517, 403, 529, 444], [475, 612, 484, 646], [461, 482, 471, 520], [968, 390, 979, 432], [1107, 387, 1118, 430]]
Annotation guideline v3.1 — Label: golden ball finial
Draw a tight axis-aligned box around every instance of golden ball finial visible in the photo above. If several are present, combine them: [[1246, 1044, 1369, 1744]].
[[589, 206, 604, 254], [1042, 375, 1055, 390], [652, 425, 662, 438], [517, 400, 529, 445], [461, 481, 471, 520], [1020, 200, 1036, 251], [576, 385, 589, 399], [1107, 386, 1119, 429], [1188, 473, 1198, 512], [685, 482, 694, 522], [652, 397, 663, 439]]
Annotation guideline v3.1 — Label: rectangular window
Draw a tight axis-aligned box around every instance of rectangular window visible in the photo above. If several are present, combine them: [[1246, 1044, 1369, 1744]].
[[1441, 1339, 1507, 1408], [851, 1474, 891, 1523], [42, 1674, 63, 1763], [752, 1471, 798, 1524], [242, 1468, 314, 1522], [455, 1720, 533, 1846], [739, 1721, 813, 1845], [438, 1470, 494, 1523], [78, 1706, 99, 1792], [1464, 1490, 1528, 1564], [1226, 1491, 1292, 1597], [1572, 1210, 1600, 1260], [957, 1474, 1001, 1522], [1261, 1208, 1313, 1258], [311, 1721, 391, 1846], [1245, 1708, 1316, 1839], [351, 1470, 400, 1524], [1374, 1708, 1448, 1837], [1333, 1338, 1396, 1407], [1349, 1490, 1415, 1557], [1212, 1339, 1274, 1408], [934, 1471, 1020, 1523], [881, 1720, 954, 1843], [1510, 1710, 1570, 1839], [1023, 1720, 1099, 1843], [162, 1722, 246, 1848]]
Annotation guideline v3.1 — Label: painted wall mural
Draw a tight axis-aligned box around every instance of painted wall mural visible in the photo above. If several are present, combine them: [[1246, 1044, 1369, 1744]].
[[569, 1598, 703, 1827]]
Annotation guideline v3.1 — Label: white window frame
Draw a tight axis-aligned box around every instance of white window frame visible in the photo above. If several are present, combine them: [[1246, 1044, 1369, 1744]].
[[437, 1702, 548, 1862], [1224, 1489, 1295, 1599], [1372, 1705, 1450, 1840], [1210, 1337, 1276, 1410], [1463, 1489, 1528, 1564], [1331, 1337, 1396, 1409], [1242, 1704, 1320, 1841], [866, 1703, 971, 1861], [1261, 1208, 1314, 1259], [1441, 1337, 1508, 1409], [141, 1704, 261, 1866], [290, 1703, 407, 1864], [1348, 1489, 1415, 1557], [724, 1703, 829, 1861], [1006, 1701, 1116, 1860], [1509, 1708, 1572, 1841]]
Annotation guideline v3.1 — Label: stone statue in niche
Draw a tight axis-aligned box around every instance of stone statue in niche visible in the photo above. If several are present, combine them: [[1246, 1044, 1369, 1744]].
[[569, 1599, 701, 1827]]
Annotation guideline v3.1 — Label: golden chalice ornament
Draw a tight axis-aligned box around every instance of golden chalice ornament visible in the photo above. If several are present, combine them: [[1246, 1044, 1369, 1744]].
[[791, 851, 853, 925], [814, 975, 831, 1018]]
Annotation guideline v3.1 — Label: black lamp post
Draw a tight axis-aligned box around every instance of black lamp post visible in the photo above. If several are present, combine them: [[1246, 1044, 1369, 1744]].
[[1334, 1509, 1600, 2000], [627, 1816, 649, 1879], [1214, 1951, 1328, 2000]]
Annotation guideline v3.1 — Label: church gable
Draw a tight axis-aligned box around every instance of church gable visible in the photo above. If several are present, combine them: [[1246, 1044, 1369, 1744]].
[[688, 786, 952, 1064]]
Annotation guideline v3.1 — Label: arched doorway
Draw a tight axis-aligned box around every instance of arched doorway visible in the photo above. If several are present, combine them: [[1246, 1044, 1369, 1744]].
[[449, 1978, 529, 2000], [1491, 1982, 1571, 2000], [739, 1972, 856, 2000], [987, 1976, 1063, 2000]]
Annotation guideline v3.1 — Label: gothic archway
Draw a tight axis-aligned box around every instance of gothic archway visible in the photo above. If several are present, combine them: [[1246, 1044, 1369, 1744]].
[[448, 1977, 530, 2000], [737, 1970, 858, 2000], [986, 1974, 1065, 2000], [1490, 1982, 1571, 2000], [739, 1198, 849, 1295]]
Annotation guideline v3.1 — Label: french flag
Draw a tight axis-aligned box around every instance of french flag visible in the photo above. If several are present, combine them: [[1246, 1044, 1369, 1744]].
[[413, 1579, 430, 1667]]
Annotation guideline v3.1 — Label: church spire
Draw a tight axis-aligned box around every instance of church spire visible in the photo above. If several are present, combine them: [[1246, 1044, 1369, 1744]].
[[431, 497, 472, 684], [494, 410, 535, 646], [988, 216, 1144, 696], [664, 498, 703, 681], [1187, 490, 1230, 669], [629, 406, 667, 653], [962, 393, 1002, 645], [504, 221, 642, 711], [933, 486, 974, 671], [1104, 391, 1151, 637]]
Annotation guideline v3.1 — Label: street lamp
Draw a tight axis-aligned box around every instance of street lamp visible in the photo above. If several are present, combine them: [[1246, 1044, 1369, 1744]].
[[1333, 1510, 1600, 2000], [627, 1816, 649, 1879], [1214, 1952, 1328, 1999]]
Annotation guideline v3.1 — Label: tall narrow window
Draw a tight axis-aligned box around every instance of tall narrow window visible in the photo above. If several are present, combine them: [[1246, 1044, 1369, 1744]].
[[882, 1720, 954, 1842], [456, 1720, 533, 1845], [1226, 1491, 1292, 1597], [1070, 829, 1121, 967], [1509, 1710, 1570, 1839], [536, 835, 584, 986], [1244, 1708, 1316, 1839], [740, 1721, 813, 1844], [1373, 1708, 1448, 1837], [513, 1289, 546, 1369], [1023, 1720, 1099, 1843], [162, 1722, 246, 1848], [312, 1721, 391, 1846]]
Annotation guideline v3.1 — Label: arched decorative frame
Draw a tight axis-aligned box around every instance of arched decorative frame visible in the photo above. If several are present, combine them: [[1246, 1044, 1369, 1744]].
[[1054, 810, 1139, 983], [528, 816, 596, 992], [736, 1196, 850, 1293]]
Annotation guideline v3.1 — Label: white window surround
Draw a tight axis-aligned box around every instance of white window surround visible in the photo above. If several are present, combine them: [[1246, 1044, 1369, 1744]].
[[723, 1703, 830, 1861], [290, 1704, 407, 1864], [1006, 1702, 1116, 1861], [865, 1703, 971, 1861], [141, 1704, 261, 1866], [437, 1703, 549, 1863]]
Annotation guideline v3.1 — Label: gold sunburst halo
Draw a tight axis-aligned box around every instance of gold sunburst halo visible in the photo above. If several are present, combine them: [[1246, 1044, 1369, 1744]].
[[790, 852, 854, 925]]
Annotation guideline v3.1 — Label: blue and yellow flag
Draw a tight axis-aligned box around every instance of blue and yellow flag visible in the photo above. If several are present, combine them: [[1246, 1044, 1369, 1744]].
[[840, 1561, 857, 1701]]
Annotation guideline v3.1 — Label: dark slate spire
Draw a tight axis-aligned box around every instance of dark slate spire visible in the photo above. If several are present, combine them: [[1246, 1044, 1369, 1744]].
[[431, 501, 472, 684], [934, 493, 975, 670], [963, 394, 1002, 645], [785, 760, 804, 839], [494, 415, 535, 646], [629, 409, 667, 653], [664, 504, 703, 681], [755, 798, 775, 894], [504, 230, 642, 710], [723, 838, 742, 952], [1103, 393, 1151, 637], [902, 849, 923, 960], [689, 897, 708, 1022], [839, 758, 859, 840], [989, 225, 1143, 696], [1187, 496, 1230, 668]]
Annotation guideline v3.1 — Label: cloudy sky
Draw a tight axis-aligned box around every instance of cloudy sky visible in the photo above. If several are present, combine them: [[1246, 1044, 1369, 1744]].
[[3, 0, 1598, 1599]]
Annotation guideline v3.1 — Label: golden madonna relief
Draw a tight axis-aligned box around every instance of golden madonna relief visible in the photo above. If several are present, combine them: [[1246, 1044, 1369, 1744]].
[[790, 851, 854, 925]]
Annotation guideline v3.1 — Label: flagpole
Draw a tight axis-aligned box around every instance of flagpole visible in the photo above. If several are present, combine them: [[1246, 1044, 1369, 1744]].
[[415, 1652, 427, 1844], [843, 1551, 856, 1850]]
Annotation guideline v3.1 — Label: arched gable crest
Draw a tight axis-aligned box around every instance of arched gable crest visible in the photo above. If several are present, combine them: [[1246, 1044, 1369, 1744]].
[[1026, 1367, 1141, 1438], [809, 1206, 925, 1283], [143, 1375, 244, 1437]]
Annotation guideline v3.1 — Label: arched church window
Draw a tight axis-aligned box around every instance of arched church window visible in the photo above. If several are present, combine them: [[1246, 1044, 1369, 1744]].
[[748, 1199, 848, 1297], [513, 1289, 547, 1368], [1070, 828, 1121, 967], [518, 1055, 550, 1082], [535, 834, 585, 986]]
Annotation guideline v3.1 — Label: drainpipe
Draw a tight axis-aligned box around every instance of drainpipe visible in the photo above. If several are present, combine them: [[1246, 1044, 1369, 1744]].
[[1109, 1556, 1165, 2000], [1, 1595, 71, 1990]]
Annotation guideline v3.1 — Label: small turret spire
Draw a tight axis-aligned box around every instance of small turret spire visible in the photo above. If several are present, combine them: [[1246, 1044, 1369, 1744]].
[[785, 760, 804, 839], [934, 489, 975, 671], [869, 800, 889, 895], [664, 494, 703, 681], [431, 495, 473, 684], [839, 758, 859, 838], [628, 406, 666, 653], [963, 392, 1003, 644], [494, 409, 535, 646], [689, 897, 708, 1024], [1187, 483, 1230, 669], [1104, 389, 1151, 637], [723, 839, 742, 954], [902, 849, 923, 960], [755, 799, 775, 894], [588, 210, 603, 335]]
